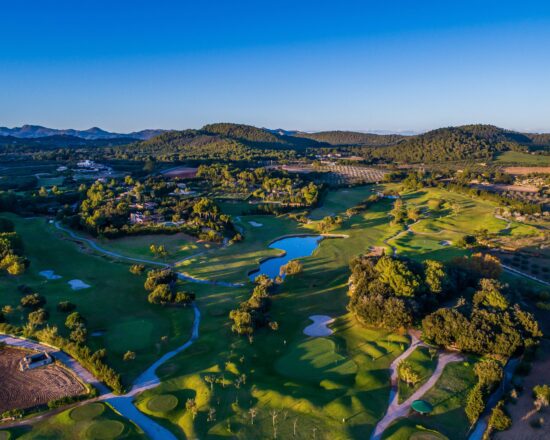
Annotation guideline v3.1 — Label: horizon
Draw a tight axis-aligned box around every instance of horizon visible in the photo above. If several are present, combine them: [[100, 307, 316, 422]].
[[2, 122, 550, 137], [1, 1, 550, 132]]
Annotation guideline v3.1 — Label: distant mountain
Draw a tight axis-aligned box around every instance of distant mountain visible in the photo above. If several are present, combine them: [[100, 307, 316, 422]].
[[0, 124, 165, 140], [0, 134, 137, 150]]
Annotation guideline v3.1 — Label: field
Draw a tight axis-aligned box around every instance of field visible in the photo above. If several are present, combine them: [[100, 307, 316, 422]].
[[94, 232, 213, 264], [0, 402, 146, 439], [0, 214, 194, 383], [494, 151, 550, 166], [309, 185, 376, 220], [0, 183, 546, 438], [0, 347, 84, 413]]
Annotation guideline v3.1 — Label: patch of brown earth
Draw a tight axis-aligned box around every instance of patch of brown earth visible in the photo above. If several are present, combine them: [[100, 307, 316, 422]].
[[495, 339, 550, 440], [0, 347, 85, 413]]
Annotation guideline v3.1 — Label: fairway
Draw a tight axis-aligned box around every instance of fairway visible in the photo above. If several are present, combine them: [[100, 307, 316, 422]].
[[5, 403, 146, 439], [275, 337, 358, 383], [0, 214, 195, 382], [309, 185, 377, 220]]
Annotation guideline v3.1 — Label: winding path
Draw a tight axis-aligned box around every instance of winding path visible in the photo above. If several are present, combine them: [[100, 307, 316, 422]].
[[370, 334, 463, 440], [54, 222, 244, 287]]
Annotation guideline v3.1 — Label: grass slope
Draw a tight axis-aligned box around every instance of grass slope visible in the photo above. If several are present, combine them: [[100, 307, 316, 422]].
[[0, 214, 194, 383]]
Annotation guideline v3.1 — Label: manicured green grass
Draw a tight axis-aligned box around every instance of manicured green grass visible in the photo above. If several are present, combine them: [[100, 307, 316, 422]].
[[309, 185, 377, 220], [382, 419, 448, 439], [36, 176, 64, 187], [95, 232, 211, 264], [385, 360, 477, 440], [494, 151, 550, 166], [146, 394, 179, 413], [70, 402, 105, 421], [398, 346, 437, 403], [2, 403, 146, 439], [0, 214, 194, 383]]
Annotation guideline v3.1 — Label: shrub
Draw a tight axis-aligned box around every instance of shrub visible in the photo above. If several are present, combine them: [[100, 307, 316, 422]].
[[488, 401, 512, 431], [57, 301, 76, 313]]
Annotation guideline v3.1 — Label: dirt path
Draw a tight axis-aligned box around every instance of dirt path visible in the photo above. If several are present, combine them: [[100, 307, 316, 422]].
[[371, 347, 463, 440]]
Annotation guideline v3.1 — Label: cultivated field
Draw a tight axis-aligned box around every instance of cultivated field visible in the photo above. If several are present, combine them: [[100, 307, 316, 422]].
[[0, 347, 84, 413]]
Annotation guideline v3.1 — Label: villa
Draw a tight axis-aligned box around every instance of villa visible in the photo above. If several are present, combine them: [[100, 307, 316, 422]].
[[19, 352, 53, 371]]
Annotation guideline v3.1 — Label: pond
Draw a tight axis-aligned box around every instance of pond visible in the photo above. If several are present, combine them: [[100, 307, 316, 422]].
[[249, 235, 323, 281]]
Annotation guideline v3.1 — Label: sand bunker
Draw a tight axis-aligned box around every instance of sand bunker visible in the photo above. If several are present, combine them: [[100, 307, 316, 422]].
[[439, 240, 452, 246], [39, 270, 62, 280], [304, 315, 335, 337], [248, 221, 263, 227], [68, 279, 91, 290]]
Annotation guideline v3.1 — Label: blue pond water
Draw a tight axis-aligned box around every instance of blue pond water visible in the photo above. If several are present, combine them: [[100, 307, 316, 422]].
[[249, 235, 323, 281]]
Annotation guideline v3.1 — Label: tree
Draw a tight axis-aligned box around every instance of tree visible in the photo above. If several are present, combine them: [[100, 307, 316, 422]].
[[465, 384, 485, 425], [129, 264, 145, 275], [249, 407, 257, 425], [21, 293, 45, 309], [424, 260, 447, 295], [474, 359, 503, 388], [147, 284, 173, 305], [28, 308, 48, 326], [533, 384, 550, 408], [70, 325, 88, 344], [488, 401, 511, 431], [473, 279, 509, 310], [375, 256, 420, 297], [38, 186, 48, 197], [123, 351, 136, 361], [65, 311, 86, 330], [186, 398, 198, 420], [398, 360, 420, 387], [57, 301, 76, 313]]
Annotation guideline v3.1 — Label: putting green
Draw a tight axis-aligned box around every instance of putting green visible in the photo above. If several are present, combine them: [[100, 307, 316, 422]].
[[86, 420, 125, 439], [70, 403, 105, 421], [146, 394, 179, 413], [275, 338, 357, 383], [410, 431, 447, 440], [106, 319, 155, 352]]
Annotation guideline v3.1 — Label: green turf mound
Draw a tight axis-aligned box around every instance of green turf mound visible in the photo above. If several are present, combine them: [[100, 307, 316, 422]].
[[86, 420, 125, 439], [410, 432, 447, 440], [275, 338, 357, 383], [70, 403, 105, 421], [146, 394, 179, 413]]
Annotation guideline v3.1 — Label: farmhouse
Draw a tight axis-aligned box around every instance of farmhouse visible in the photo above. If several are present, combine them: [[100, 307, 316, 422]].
[[19, 351, 53, 371]]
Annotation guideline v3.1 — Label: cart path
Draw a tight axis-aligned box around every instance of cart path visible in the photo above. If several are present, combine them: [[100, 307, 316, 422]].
[[371, 342, 463, 440], [54, 221, 244, 287], [0, 304, 200, 440]]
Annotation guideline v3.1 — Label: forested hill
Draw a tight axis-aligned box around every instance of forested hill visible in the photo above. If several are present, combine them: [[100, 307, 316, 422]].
[[202, 123, 327, 149], [0, 134, 136, 151], [362, 125, 550, 163], [294, 130, 406, 147]]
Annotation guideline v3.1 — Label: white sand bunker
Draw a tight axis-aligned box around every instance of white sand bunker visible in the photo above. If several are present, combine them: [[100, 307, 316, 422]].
[[39, 270, 62, 280], [68, 279, 91, 290], [304, 315, 335, 337], [248, 221, 263, 227], [439, 240, 452, 246]]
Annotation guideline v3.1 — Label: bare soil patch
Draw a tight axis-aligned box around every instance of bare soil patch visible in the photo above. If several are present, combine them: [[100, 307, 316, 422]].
[[0, 347, 85, 413], [495, 340, 550, 439], [503, 167, 550, 175], [162, 166, 198, 178]]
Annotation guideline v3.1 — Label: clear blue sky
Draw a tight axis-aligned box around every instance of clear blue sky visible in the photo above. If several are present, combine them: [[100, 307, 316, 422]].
[[1, 0, 550, 133]]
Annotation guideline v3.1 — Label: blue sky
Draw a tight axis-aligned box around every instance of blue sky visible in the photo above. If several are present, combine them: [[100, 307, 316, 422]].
[[1, 0, 550, 132]]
